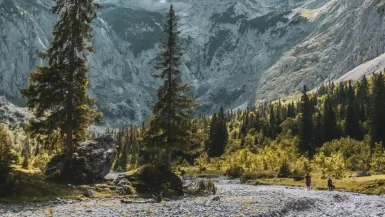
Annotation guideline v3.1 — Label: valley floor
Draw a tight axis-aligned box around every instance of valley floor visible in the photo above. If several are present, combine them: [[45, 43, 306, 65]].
[[1, 179, 385, 217]]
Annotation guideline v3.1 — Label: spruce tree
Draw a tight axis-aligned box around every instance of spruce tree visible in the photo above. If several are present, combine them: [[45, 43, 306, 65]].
[[345, 98, 361, 140], [268, 105, 277, 139], [298, 85, 314, 157], [20, 0, 101, 158], [206, 113, 218, 157], [370, 73, 385, 151], [0, 125, 14, 175], [357, 75, 369, 122], [206, 107, 228, 157], [143, 5, 196, 169], [313, 111, 324, 149], [322, 97, 339, 142]]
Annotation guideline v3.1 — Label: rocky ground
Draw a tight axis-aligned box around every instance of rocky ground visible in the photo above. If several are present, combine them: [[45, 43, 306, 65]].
[[1, 179, 385, 217]]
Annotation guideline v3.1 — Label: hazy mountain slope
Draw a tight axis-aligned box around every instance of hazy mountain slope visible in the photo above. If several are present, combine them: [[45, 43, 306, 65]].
[[335, 52, 385, 83], [1, 0, 384, 127]]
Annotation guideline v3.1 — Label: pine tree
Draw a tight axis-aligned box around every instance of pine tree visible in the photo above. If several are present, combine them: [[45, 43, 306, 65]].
[[0, 125, 14, 174], [357, 75, 369, 122], [370, 73, 385, 151], [120, 128, 131, 171], [313, 111, 324, 149], [206, 107, 228, 157], [298, 85, 314, 157], [323, 97, 339, 142], [143, 5, 196, 169], [268, 105, 277, 139], [345, 98, 361, 140], [22, 135, 32, 169], [20, 0, 101, 159]]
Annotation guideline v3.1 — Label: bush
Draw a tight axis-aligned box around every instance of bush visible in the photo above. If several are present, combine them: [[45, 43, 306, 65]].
[[370, 144, 385, 173], [292, 169, 306, 181], [184, 179, 217, 195], [313, 152, 346, 179], [277, 162, 291, 178], [33, 153, 52, 172], [0, 124, 16, 177], [125, 164, 183, 195], [225, 166, 244, 179], [240, 172, 258, 183], [255, 171, 276, 179]]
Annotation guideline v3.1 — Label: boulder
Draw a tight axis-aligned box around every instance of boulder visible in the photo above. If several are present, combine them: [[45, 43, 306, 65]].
[[357, 170, 371, 177], [116, 164, 183, 196], [46, 135, 117, 184], [83, 189, 94, 198]]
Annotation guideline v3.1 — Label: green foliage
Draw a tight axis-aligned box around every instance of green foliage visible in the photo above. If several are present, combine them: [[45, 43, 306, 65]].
[[20, 0, 102, 156], [184, 179, 217, 195], [277, 161, 291, 178], [319, 138, 370, 171], [206, 107, 228, 157], [0, 125, 16, 174], [33, 153, 52, 172], [370, 144, 385, 173], [313, 152, 346, 179], [225, 166, 244, 179], [298, 85, 314, 157], [142, 5, 197, 169], [126, 164, 183, 195], [240, 172, 259, 183]]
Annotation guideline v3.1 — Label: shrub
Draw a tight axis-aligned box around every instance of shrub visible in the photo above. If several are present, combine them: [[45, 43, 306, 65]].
[[225, 166, 244, 179], [184, 179, 217, 195], [125, 164, 183, 195], [240, 172, 258, 183], [254, 171, 276, 179], [319, 138, 370, 171], [291, 168, 306, 181], [277, 161, 291, 178], [0, 125, 16, 175], [370, 144, 385, 173], [313, 152, 346, 179], [33, 153, 52, 172]]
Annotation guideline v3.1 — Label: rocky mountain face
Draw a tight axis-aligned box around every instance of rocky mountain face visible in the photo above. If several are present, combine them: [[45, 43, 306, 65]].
[[1, 0, 385, 127]]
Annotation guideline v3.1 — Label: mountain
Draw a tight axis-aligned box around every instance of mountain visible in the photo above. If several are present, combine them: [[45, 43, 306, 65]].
[[1, 0, 385, 127]]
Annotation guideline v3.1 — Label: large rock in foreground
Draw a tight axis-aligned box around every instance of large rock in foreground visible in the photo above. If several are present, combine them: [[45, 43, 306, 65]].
[[46, 135, 117, 184], [115, 164, 183, 196]]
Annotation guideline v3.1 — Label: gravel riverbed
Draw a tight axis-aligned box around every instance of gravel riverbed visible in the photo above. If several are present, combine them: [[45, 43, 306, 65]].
[[1, 179, 385, 217]]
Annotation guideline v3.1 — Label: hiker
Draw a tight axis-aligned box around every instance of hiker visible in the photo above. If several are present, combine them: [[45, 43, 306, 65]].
[[305, 173, 311, 190], [328, 177, 333, 191]]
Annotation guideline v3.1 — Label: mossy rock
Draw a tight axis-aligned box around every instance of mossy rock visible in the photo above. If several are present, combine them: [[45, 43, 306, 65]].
[[121, 164, 183, 195]]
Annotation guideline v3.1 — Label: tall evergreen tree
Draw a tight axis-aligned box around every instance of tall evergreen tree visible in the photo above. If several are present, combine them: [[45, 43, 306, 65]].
[[143, 5, 196, 169], [370, 73, 385, 151], [298, 85, 314, 157], [323, 97, 339, 142], [20, 0, 101, 158], [0, 125, 14, 175], [268, 105, 277, 139], [206, 107, 228, 157], [313, 111, 324, 149], [345, 98, 361, 140]]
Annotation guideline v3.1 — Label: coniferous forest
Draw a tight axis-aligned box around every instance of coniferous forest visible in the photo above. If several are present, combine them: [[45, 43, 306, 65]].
[[1, 1, 385, 215]]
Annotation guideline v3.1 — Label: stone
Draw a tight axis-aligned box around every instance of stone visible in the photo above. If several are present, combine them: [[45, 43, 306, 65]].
[[46, 135, 117, 184], [357, 171, 371, 177], [83, 189, 95, 198]]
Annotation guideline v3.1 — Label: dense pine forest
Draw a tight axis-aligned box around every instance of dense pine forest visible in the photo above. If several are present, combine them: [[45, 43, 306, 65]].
[[110, 73, 385, 180], [1, 0, 385, 203]]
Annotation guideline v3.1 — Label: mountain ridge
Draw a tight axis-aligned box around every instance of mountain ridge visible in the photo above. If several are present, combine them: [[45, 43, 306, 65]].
[[1, 0, 384, 127]]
